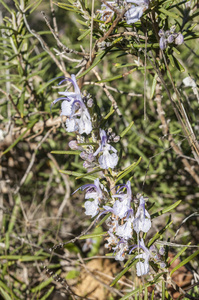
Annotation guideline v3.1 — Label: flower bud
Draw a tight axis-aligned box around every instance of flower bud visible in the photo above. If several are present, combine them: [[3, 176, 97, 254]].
[[159, 36, 167, 50], [167, 34, 175, 44], [69, 140, 81, 150], [80, 151, 88, 160], [158, 29, 164, 37], [87, 98, 94, 108], [175, 33, 184, 45], [113, 136, 120, 143], [159, 246, 165, 255]]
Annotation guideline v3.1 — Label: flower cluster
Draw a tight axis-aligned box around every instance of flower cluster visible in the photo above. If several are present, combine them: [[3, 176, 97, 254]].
[[52, 75, 119, 170], [75, 179, 165, 276], [158, 26, 184, 50], [52, 74, 165, 277], [97, 0, 149, 24]]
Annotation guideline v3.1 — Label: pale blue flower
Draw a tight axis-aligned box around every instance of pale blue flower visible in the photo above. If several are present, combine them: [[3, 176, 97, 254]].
[[51, 74, 92, 135], [135, 238, 150, 276], [129, 238, 150, 276], [130, 239, 166, 276], [105, 231, 119, 250], [94, 129, 118, 169], [97, 1, 115, 22], [125, 0, 149, 24], [73, 178, 103, 218], [103, 181, 133, 219], [175, 33, 184, 45], [73, 178, 102, 201], [84, 199, 99, 218], [113, 240, 129, 261], [133, 195, 151, 233], [116, 216, 134, 240]]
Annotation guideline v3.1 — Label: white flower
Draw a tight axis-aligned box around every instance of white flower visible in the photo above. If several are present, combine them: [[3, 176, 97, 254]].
[[112, 199, 130, 219], [84, 199, 99, 218], [112, 180, 132, 218], [73, 178, 103, 218], [97, 1, 116, 21], [183, 76, 197, 88], [66, 116, 78, 132], [98, 151, 118, 169], [133, 195, 151, 234], [113, 240, 129, 261], [78, 109, 92, 135], [84, 178, 103, 201], [116, 217, 134, 240], [51, 74, 92, 135], [103, 180, 133, 219], [136, 260, 150, 276], [94, 129, 118, 169], [135, 239, 150, 276], [60, 98, 73, 117], [105, 231, 119, 249], [125, 5, 143, 24], [125, 0, 149, 24]]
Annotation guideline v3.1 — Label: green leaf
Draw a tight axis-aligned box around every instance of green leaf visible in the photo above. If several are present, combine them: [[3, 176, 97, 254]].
[[77, 29, 91, 41], [59, 170, 97, 181], [18, 89, 25, 118], [159, 7, 179, 18], [56, 3, 80, 13], [76, 168, 102, 179], [103, 106, 115, 120], [120, 121, 134, 138], [0, 280, 19, 300], [169, 243, 191, 266], [40, 287, 54, 300], [79, 231, 107, 240], [0, 287, 12, 300], [170, 249, 199, 276], [129, 144, 149, 163], [28, 51, 47, 63], [120, 278, 162, 299], [31, 270, 61, 292], [2, 119, 37, 156], [172, 47, 180, 55], [96, 213, 111, 228], [151, 200, 181, 219], [66, 270, 80, 280], [37, 75, 62, 94], [76, 19, 88, 26], [110, 258, 137, 286], [148, 220, 173, 247], [0, 0, 12, 14], [51, 150, 81, 155], [76, 51, 106, 78], [97, 74, 124, 83], [150, 73, 158, 99], [172, 56, 185, 72], [29, 0, 43, 13], [0, 255, 49, 261], [162, 280, 165, 300], [116, 157, 142, 183], [168, 54, 175, 68]]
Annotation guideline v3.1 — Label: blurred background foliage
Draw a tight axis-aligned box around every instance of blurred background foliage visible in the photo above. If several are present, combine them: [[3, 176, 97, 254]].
[[0, 0, 199, 299]]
